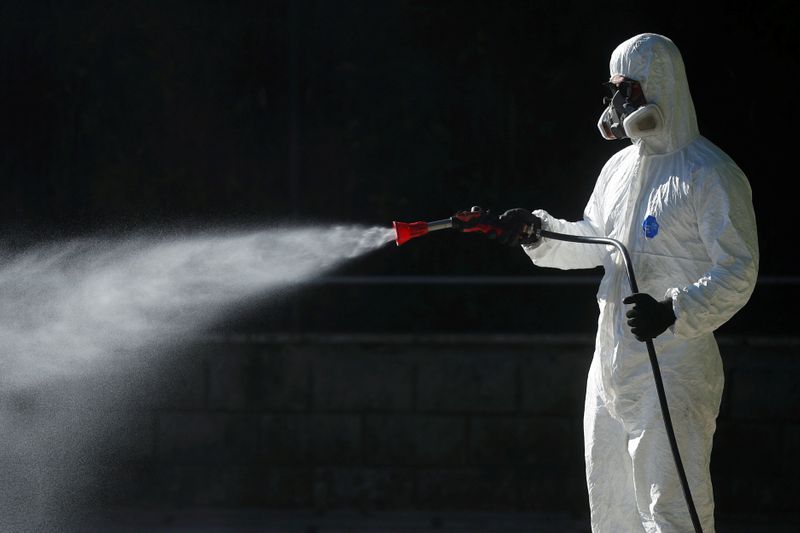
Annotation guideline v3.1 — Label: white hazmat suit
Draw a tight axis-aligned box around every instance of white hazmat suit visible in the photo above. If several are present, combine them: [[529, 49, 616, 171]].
[[524, 34, 759, 532]]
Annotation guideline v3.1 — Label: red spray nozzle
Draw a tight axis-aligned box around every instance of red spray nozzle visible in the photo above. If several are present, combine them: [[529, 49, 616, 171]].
[[393, 214, 485, 246], [393, 220, 430, 246]]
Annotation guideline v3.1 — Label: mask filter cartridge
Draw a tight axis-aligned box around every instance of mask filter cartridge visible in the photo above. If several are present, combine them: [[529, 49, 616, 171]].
[[597, 78, 662, 140]]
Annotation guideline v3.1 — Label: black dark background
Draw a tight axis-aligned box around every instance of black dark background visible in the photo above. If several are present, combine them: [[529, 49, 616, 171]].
[[2, 1, 797, 331]]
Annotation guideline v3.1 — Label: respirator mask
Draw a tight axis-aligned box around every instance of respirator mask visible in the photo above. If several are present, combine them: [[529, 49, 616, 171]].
[[597, 76, 664, 140]]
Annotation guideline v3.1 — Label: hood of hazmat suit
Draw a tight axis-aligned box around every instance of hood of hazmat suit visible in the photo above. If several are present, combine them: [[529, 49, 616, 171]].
[[524, 34, 758, 532]]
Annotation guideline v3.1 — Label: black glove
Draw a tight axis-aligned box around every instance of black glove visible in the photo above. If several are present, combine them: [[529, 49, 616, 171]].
[[623, 293, 676, 341], [496, 208, 542, 246]]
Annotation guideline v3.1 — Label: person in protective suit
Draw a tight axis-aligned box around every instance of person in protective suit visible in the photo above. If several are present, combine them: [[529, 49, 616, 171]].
[[494, 33, 759, 532]]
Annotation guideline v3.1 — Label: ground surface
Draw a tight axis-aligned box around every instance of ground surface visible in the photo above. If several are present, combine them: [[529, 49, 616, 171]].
[[66, 509, 799, 532]]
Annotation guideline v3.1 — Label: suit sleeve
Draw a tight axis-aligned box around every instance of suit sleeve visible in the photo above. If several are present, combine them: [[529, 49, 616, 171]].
[[666, 164, 759, 338], [523, 180, 607, 271]]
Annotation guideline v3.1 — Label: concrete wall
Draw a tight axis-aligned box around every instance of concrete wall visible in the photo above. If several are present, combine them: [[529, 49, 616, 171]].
[[57, 333, 798, 521]]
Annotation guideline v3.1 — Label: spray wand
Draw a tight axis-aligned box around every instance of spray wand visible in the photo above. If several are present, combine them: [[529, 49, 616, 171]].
[[393, 206, 535, 246], [391, 209, 704, 533]]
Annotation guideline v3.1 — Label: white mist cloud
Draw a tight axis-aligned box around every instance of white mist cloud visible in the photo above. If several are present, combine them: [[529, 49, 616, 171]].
[[0, 224, 394, 530], [0, 225, 394, 390]]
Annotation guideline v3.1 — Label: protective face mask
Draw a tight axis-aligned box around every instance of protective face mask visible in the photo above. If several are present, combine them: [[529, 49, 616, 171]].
[[597, 79, 664, 140]]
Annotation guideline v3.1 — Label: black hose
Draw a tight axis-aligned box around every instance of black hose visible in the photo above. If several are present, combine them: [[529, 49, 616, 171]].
[[539, 229, 703, 533]]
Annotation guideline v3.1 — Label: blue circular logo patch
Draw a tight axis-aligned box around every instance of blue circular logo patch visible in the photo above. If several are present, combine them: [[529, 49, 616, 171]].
[[643, 215, 659, 238]]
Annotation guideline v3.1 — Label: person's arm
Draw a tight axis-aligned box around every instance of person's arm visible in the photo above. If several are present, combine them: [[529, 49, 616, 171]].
[[523, 185, 607, 271], [666, 165, 759, 338]]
